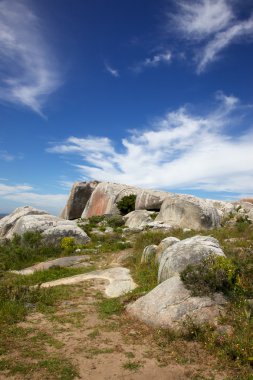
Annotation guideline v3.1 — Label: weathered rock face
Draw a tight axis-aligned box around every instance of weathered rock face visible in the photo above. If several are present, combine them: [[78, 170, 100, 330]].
[[135, 189, 171, 211], [158, 235, 225, 283], [127, 275, 226, 329], [0, 206, 48, 239], [81, 182, 142, 218], [60, 181, 99, 220], [0, 207, 90, 245], [141, 245, 158, 264], [248, 209, 253, 221], [207, 200, 235, 218], [41, 267, 137, 298], [123, 210, 153, 229], [156, 194, 221, 230], [156, 237, 180, 264]]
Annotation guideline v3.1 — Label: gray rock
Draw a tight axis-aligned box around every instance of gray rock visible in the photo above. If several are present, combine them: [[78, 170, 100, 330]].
[[60, 181, 99, 220], [248, 209, 253, 221], [127, 275, 226, 329], [123, 210, 153, 229], [0, 206, 48, 239], [12, 255, 91, 275], [156, 194, 221, 230], [158, 235, 225, 283], [141, 245, 157, 264], [156, 237, 180, 264], [135, 189, 171, 211], [145, 221, 173, 230], [40, 267, 137, 298], [81, 182, 142, 218], [207, 200, 235, 218], [0, 207, 90, 245]]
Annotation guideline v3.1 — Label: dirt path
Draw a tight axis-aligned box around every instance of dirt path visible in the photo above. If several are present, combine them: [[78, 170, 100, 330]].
[[1, 249, 229, 379]]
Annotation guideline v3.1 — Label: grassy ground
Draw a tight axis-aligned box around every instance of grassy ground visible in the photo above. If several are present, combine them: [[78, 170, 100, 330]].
[[0, 220, 252, 379]]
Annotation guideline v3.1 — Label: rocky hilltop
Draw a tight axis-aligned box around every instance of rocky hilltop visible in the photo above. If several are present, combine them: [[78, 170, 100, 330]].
[[60, 180, 253, 230]]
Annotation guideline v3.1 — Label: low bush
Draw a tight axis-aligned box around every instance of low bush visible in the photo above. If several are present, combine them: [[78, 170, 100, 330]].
[[180, 255, 241, 297], [117, 194, 136, 215]]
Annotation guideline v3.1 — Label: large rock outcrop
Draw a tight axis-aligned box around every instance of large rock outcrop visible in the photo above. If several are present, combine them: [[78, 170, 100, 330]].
[[0, 206, 90, 245], [60, 181, 99, 220], [156, 194, 221, 230], [123, 210, 153, 229], [127, 275, 226, 329], [135, 189, 171, 211], [81, 182, 142, 218], [158, 235, 225, 283]]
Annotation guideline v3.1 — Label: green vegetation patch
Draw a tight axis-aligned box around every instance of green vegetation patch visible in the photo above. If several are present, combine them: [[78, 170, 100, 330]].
[[180, 255, 241, 297], [117, 194, 137, 215]]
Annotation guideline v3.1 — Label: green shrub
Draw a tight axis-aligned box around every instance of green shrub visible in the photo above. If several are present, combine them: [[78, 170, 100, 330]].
[[106, 215, 125, 228], [0, 233, 61, 271], [236, 215, 252, 232], [60, 237, 76, 253], [116, 194, 136, 215], [180, 255, 241, 297]]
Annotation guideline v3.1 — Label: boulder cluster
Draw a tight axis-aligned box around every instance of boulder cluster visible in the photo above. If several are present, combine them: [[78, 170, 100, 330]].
[[60, 180, 253, 230]]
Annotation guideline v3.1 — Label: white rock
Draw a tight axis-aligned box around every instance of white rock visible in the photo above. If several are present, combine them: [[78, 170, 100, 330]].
[[158, 235, 225, 283], [0, 206, 90, 245], [156, 194, 221, 230], [156, 237, 180, 264], [40, 267, 137, 298], [123, 210, 153, 229], [141, 245, 157, 264], [127, 275, 226, 329]]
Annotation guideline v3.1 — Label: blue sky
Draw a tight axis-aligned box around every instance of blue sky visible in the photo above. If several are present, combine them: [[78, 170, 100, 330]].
[[1, 0, 253, 215]]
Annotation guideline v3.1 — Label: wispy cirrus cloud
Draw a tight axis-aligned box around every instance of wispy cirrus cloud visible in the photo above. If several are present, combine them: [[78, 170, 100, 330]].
[[169, 0, 253, 72], [0, 150, 23, 162], [104, 62, 119, 77], [0, 0, 61, 115], [132, 51, 172, 73], [47, 93, 253, 197]]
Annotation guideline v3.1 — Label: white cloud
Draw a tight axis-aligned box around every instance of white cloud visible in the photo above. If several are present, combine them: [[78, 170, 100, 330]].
[[0, 0, 61, 114], [169, 0, 253, 72], [0, 183, 32, 195], [4, 192, 67, 210], [132, 51, 172, 73], [0, 181, 67, 214], [104, 63, 119, 77], [172, 0, 233, 39], [0, 150, 23, 162], [47, 95, 253, 197], [197, 17, 253, 72]]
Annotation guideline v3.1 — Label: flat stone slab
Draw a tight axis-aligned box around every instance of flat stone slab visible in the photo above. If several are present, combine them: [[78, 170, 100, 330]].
[[40, 267, 137, 298], [12, 255, 91, 275]]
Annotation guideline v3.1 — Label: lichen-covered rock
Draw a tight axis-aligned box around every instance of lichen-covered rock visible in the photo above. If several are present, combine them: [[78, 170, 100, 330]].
[[158, 235, 225, 283], [81, 182, 142, 218], [60, 181, 99, 220], [127, 275, 226, 329], [123, 210, 153, 229], [135, 189, 171, 211], [156, 194, 221, 230], [156, 237, 180, 264], [141, 245, 157, 264], [0, 207, 90, 245]]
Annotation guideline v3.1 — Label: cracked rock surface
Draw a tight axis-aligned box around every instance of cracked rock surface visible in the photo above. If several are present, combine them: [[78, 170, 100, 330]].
[[127, 275, 226, 329]]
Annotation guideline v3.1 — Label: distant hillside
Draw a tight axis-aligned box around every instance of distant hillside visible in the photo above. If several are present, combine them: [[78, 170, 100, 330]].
[[0, 214, 7, 219]]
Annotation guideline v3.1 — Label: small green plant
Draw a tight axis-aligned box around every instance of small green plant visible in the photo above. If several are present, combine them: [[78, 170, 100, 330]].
[[123, 360, 142, 371], [97, 298, 123, 318], [117, 194, 136, 215], [106, 214, 125, 228], [60, 237, 76, 253], [236, 215, 252, 232], [180, 255, 241, 297]]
